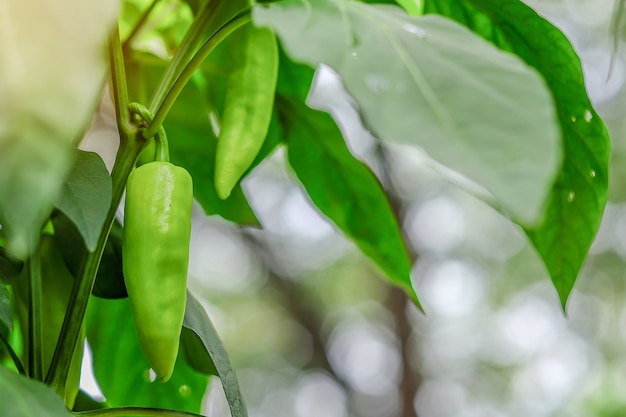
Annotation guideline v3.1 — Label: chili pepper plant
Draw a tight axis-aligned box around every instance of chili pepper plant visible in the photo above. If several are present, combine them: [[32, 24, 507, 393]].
[[0, 0, 613, 416]]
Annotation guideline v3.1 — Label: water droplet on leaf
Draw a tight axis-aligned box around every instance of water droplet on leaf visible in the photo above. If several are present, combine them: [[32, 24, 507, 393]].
[[179, 385, 192, 397], [143, 368, 157, 383], [403, 23, 427, 39], [567, 191, 575, 202], [584, 109, 593, 122]]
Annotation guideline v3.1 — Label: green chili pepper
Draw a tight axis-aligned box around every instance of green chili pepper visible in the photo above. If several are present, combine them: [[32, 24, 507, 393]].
[[12, 234, 85, 408], [214, 23, 278, 200], [122, 161, 193, 382]]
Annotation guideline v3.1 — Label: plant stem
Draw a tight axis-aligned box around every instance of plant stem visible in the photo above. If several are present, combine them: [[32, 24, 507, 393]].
[[147, 0, 220, 115], [143, 12, 251, 139], [0, 332, 26, 375], [45, 28, 143, 396], [46, 138, 142, 394], [28, 241, 44, 381], [73, 407, 205, 417], [110, 26, 132, 134]]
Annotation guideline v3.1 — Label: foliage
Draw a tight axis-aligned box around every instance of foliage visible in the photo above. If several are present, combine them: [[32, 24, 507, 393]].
[[0, 0, 612, 415]]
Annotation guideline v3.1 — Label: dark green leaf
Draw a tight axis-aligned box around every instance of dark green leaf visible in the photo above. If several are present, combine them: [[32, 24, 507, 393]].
[[0, 366, 73, 417], [54, 150, 112, 252], [281, 98, 419, 307], [86, 297, 209, 413], [254, 0, 560, 226], [180, 327, 218, 376], [0, 247, 24, 285], [72, 390, 107, 412], [424, 0, 611, 307], [51, 211, 127, 299], [276, 47, 316, 101], [0, 284, 12, 333], [183, 292, 248, 417]]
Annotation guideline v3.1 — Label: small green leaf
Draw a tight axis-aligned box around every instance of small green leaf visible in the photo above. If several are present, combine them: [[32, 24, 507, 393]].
[[86, 297, 209, 412], [183, 293, 248, 417], [281, 98, 419, 307], [0, 366, 73, 417], [254, 0, 561, 226], [54, 150, 112, 252], [423, 0, 611, 307]]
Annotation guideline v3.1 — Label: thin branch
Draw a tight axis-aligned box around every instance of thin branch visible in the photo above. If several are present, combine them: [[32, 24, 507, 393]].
[[27, 242, 44, 381], [123, 0, 163, 48], [0, 331, 26, 375]]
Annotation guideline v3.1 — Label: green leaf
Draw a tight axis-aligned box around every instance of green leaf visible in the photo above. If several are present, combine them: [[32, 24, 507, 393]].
[[280, 98, 419, 307], [276, 47, 316, 101], [52, 211, 127, 299], [183, 292, 248, 417], [0, 366, 73, 417], [180, 328, 219, 376], [254, 0, 560, 226], [0, 284, 12, 334], [72, 390, 107, 412], [395, 0, 421, 15], [0, 1, 117, 257], [0, 248, 24, 286], [86, 297, 209, 412], [54, 151, 112, 252], [423, 0, 611, 307]]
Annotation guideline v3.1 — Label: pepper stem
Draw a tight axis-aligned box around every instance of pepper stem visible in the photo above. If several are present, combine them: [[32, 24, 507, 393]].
[[129, 102, 170, 163]]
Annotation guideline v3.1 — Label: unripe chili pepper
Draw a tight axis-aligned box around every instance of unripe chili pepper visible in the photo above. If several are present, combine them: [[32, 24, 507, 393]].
[[122, 161, 193, 382], [12, 234, 85, 408], [214, 23, 278, 200]]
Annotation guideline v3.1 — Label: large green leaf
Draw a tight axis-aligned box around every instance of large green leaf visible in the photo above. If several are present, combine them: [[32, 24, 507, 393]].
[[54, 151, 111, 252], [280, 98, 419, 306], [86, 297, 209, 413], [0, 1, 117, 257], [0, 366, 73, 417], [254, 0, 560, 226], [423, 0, 611, 307], [183, 293, 247, 417]]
